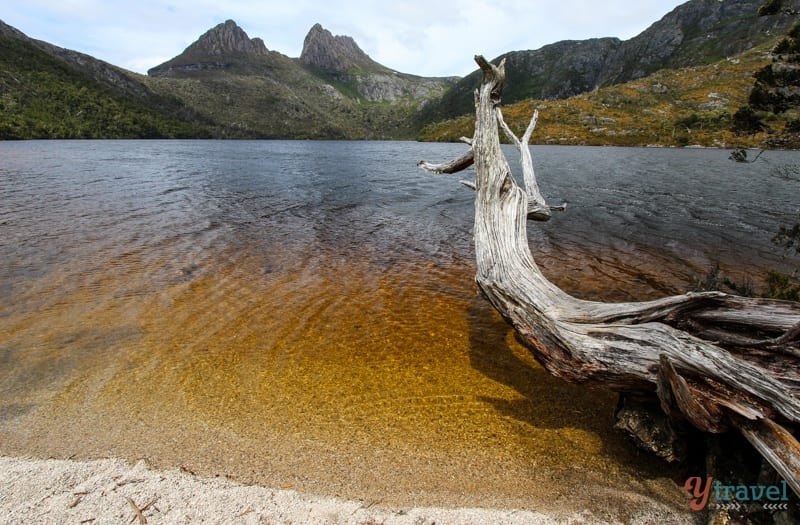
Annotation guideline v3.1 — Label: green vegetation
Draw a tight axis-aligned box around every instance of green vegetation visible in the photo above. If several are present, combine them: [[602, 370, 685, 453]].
[[418, 42, 784, 149], [141, 67, 423, 140], [0, 31, 211, 139], [765, 270, 800, 300], [691, 263, 798, 301]]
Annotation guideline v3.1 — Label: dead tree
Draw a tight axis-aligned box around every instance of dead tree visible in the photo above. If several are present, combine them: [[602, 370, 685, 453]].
[[419, 55, 800, 495]]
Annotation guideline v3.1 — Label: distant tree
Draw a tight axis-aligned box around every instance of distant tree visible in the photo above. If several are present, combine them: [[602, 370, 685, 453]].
[[758, 0, 799, 16], [759, 0, 784, 16], [732, 105, 767, 134]]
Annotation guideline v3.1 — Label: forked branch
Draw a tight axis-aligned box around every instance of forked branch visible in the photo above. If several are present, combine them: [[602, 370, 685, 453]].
[[419, 101, 563, 220]]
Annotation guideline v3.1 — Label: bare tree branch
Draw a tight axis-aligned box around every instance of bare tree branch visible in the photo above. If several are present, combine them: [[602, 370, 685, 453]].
[[417, 149, 474, 174]]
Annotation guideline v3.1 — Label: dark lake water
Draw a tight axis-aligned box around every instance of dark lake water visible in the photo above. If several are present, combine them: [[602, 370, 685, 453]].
[[0, 139, 798, 513], [2, 140, 796, 300]]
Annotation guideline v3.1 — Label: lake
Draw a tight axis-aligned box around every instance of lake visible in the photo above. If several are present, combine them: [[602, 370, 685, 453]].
[[1, 140, 798, 514]]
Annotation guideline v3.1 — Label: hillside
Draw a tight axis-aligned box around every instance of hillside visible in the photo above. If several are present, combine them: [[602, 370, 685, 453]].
[[418, 42, 779, 148], [416, 0, 800, 127], [144, 20, 455, 139], [0, 21, 212, 139], [0, 18, 454, 140]]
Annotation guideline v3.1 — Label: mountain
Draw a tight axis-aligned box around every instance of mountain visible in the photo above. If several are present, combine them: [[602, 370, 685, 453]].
[[417, 0, 800, 125], [2, 0, 797, 142], [0, 17, 455, 140], [148, 20, 269, 76], [300, 23, 386, 74], [298, 23, 457, 103], [604, 0, 798, 82], [0, 20, 212, 139], [141, 20, 455, 137], [419, 38, 781, 148], [144, 20, 356, 138], [149, 20, 455, 103]]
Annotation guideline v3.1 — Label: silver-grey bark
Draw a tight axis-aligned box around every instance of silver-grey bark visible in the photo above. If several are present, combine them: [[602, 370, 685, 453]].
[[419, 55, 800, 495]]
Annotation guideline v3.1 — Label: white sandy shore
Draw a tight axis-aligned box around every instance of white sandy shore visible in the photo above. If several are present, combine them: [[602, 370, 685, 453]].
[[0, 456, 695, 524]]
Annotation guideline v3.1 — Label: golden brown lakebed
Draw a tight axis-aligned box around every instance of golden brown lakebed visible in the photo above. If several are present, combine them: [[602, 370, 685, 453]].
[[0, 241, 694, 518]]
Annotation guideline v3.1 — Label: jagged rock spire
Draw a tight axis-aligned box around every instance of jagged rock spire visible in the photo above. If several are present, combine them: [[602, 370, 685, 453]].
[[192, 20, 268, 57], [300, 23, 385, 73], [148, 19, 267, 77]]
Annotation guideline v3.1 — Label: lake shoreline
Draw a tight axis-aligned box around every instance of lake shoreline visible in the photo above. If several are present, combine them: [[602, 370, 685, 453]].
[[0, 455, 698, 524]]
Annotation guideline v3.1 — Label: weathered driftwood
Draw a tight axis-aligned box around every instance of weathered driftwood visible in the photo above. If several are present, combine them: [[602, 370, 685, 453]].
[[419, 55, 800, 495]]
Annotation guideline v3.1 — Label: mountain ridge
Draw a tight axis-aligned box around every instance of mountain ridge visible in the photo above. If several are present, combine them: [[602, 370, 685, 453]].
[[138, 20, 456, 138], [147, 20, 274, 77], [418, 39, 782, 148], [0, 19, 212, 138], [416, 0, 800, 126], [146, 20, 455, 104], [1, 0, 797, 144]]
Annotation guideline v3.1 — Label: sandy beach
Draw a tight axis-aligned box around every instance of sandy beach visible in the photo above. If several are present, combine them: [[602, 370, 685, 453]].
[[0, 455, 698, 524]]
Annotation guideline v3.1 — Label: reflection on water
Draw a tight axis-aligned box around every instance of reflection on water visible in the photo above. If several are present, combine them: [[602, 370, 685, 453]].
[[0, 140, 797, 512]]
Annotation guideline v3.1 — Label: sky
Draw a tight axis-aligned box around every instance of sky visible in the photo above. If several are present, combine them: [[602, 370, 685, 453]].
[[3, 0, 688, 77]]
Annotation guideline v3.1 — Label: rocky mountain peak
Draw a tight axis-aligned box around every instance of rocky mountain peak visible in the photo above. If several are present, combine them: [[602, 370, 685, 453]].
[[300, 23, 385, 73], [0, 19, 27, 39], [191, 19, 268, 57], [148, 19, 268, 77]]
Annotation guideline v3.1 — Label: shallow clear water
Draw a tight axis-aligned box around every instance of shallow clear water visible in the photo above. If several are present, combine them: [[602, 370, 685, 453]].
[[0, 140, 798, 512]]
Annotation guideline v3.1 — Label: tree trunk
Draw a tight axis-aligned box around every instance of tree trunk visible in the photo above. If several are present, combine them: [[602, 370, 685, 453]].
[[419, 55, 800, 496]]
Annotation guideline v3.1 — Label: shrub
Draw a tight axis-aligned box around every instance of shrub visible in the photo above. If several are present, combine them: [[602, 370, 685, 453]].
[[773, 37, 800, 55], [758, 0, 784, 16], [764, 270, 800, 301], [732, 105, 765, 133]]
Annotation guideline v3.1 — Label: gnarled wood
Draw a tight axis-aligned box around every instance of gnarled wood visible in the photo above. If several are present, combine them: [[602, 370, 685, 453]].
[[419, 54, 800, 494], [417, 148, 473, 174]]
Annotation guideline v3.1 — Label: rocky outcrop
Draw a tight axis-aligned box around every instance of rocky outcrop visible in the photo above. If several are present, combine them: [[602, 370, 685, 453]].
[[300, 23, 385, 73], [352, 73, 455, 102], [501, 38, 622, 100], [603, 0, 800, 84], [148, 20, 269, 77], [193, 20, 268, 57], [298, 23, 456, 103], [0, 19, 26, 39]]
